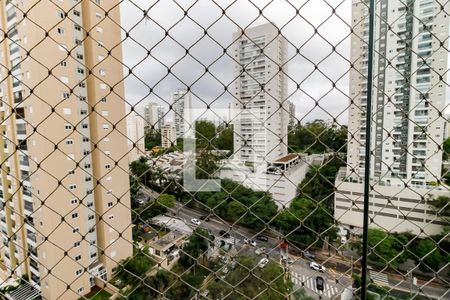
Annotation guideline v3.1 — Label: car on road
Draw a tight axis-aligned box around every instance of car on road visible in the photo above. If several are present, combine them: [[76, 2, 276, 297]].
[[255, 247, 266, 255], [316, 276, 324, 291], [256, 234, 269, 242], [190, 218, 201, 226], [310, 262, 326, 272], [258, 257, 269, 268], [304, 250, 316, 260], [249, 240, 257, 247], [199, 215, 210, 221], [219, 230, 230, 238], [281, 256, 294, 265]]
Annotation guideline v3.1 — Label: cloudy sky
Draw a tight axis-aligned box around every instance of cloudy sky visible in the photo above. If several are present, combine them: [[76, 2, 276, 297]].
[[119, 0, 352, 125]]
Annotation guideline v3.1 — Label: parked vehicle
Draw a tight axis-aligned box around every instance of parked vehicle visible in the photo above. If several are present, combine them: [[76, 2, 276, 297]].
[[310, 262, 326, 272], [199, 215, 210, 221], [249, 240, 257, 247], [255, 247, 266, 255], [258, 257, 269, 268], [219, 230, 230, 238], [256, 234, 269, 242], [304, 250, 316, 260], [281, 256, 294, 265]]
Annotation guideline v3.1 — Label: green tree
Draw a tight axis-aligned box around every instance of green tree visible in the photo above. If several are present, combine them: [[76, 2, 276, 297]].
[[443, 137, 450, 161], [367, 229, 404, 267], [156, 193, 175, 208], [179, 228, 210, 270], [145, 129, 161, 150], [414, 238, 444, 272], [207, 256, 293, 300], [214, 123, 234, 153], [195, 120, 216, 150]]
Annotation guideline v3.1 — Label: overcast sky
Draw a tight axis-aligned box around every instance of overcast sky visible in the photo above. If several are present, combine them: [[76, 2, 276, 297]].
[[119, 0, 352, 125]]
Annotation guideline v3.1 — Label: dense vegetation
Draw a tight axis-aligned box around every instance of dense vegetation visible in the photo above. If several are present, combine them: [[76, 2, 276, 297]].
[[288, 120, 347, 153], [350, 228, 449, 273]]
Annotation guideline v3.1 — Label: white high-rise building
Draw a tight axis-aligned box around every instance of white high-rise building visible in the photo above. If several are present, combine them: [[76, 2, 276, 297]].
[[126, 112, 146, 162], [288, 101, 296, 125], [335, 0, 450, 236], [144, 102, 162, 130], [161, 123, 177, 149], [232, 23, 288, 166], [346, 0, 448, 187], [172, 90, 192, 139]]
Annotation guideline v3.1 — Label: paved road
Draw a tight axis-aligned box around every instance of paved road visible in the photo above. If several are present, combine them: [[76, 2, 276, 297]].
[[140, 191, 449, 299], [167, 203, 350, 299]]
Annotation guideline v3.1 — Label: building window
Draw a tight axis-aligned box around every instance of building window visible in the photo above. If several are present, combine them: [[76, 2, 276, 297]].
[[88, 215, 94, 220], [107, 202, 113, 207], [90, 252, 97, 258], [96, 26, 103, 33], [60, 61, 67, 67], [95, 12, 102, 19], [102, 124, 109, 129], [101, 110, 108, 116], [57, 27, 65, 35], [71, 199, 77, 205], [66, 139, 73, 145], [63, 108, 71, 115], [68, 170, 75, 175], [60, 76, 69, 84], [72, 213, 78, 219], [65, 124, 73, 130], [74, 24, 81, 31], [77, 286, 84, 293], [77, 68, 84, 74], [82, 124, 88, 129], [74, 241, 80, 247], [57, 10, 64, 18], [63, 92, 70, 99], [105, 164, 111, 169], [75, 255, 81, 261], [73, 228, 79, 233], [100, 97, 107, 102], [76, 269, 83, 276], [73, 10, 81, 17], [69, 184, 77, 190], [108, 215, 114, 220], [76, 53, 84, 60], [82, 137, 89, 142]]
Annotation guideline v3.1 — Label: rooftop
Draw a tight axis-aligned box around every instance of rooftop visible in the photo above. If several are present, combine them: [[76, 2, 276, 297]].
[[273, 153, 299, 163]]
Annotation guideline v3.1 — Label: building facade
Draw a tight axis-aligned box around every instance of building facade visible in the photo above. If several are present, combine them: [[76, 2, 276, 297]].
[[172, 90, 191, 139], [288, 101, 296, 126], [231, 23, 289, 167], [161, 123, 177, 149], [336, 0, 450, 236], [144, 102, 162, 131], [126, 112, 146, 163], [0, 1, 132, 298], [347, 0, 449, 187]]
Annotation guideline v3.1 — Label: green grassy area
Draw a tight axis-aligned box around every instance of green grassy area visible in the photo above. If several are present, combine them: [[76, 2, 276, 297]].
[[88, 290, 112, 300]]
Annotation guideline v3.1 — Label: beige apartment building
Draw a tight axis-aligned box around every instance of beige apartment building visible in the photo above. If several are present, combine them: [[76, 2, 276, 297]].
[[0, 0, 132, 299]]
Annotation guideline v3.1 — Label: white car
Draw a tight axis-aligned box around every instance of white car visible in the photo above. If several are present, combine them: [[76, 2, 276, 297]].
[[190, 218, 201, 226], [243, 238, 249, 244], [258, 257, 269, 268], [310, 262, 326, 272], [255, 247, 266, 255], [249, 240, 257, 247]]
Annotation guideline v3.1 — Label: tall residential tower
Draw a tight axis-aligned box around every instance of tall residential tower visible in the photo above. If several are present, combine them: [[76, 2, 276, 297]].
[[335, 0, 450, 236], [0, 1, 132, 298], [232, 23, 288, 167]]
